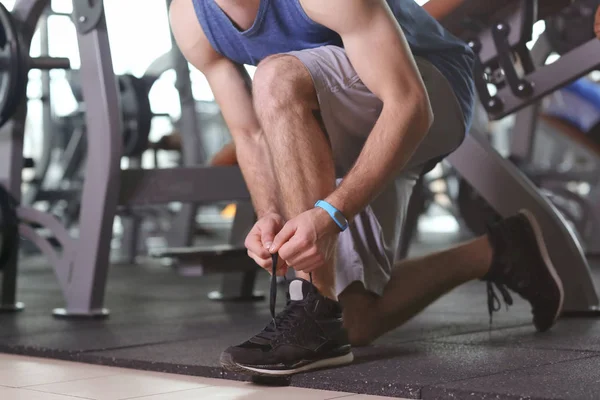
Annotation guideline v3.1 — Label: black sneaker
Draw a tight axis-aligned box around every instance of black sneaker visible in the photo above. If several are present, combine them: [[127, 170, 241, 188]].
[[220, 278, 353, 376], [484, 210, 564, 332]]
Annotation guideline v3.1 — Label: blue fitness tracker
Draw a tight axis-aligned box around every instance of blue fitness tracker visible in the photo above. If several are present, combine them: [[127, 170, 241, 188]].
[[315, 200, 349, 232]]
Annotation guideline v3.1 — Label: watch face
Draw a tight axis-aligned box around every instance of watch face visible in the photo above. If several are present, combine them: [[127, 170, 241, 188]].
[[333, 210, 345, 224]]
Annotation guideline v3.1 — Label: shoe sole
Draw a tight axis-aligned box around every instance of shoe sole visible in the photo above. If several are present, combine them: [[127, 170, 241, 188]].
[[519, 209, 565, 329], [220, 351, 354, 377]]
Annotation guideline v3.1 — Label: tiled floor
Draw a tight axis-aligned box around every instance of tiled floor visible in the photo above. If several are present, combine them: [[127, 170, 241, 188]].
[[0, 354, 405, 400]]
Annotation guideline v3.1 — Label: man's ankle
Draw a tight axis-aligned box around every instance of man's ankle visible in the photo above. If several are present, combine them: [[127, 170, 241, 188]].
[[295, 272, 337, 301], [320, 287, 338, 302], [454, 236, 494, 281]]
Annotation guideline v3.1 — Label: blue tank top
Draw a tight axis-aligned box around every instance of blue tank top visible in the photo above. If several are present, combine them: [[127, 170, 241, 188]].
[[192, 0, 475, 129]]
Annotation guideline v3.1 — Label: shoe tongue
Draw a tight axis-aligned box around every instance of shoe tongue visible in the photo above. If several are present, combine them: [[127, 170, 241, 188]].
[[288, 279, 314, 301]]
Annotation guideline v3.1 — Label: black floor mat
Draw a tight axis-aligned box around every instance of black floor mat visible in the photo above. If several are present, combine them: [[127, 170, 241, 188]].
[[1, 235, 600, 399]]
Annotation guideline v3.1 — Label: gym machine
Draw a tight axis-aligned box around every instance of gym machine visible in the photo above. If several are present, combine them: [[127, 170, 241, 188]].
[[506, 2, 600, 255], [448, 0, 600, 315], [0, 0, 262, 317], [459, 33, 600, 256]]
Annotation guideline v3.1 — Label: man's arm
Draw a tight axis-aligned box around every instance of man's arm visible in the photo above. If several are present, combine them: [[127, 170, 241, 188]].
[[169, 0, 279, 217], [299, 0, 433, 219]]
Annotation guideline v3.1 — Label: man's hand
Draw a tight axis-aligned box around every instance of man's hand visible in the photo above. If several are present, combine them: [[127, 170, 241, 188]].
[[245, 213, 288, 275], [269, 209, 340, 273]]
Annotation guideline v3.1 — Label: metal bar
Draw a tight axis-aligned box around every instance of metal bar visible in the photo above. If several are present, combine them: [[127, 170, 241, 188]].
[[510, 104, 540, 161], [29, 56, 71, 70], [119, 216, 141, 264], [530, 32, 553, 65], [45, 10, 71, 17], [18, 207, 73, 254], [31, 189, 80, 202], [448, 132, 599, 313], [228, 202, 255, 246], [0, 56, 71, 71], [0, 56, 69, 72], [490, 39, 600, 120], [509, 33, 552, 162], [0, 226, 22, 312], [18, 225, 65, 291], [59, 126, 86, 181], [160, 249, 257, 273], [0, 102, 26, 312], [119, 166, 250, 206], [586, 187, 600, 255], [220, 201, 262, 302], [23, 11, 54, 206], [0, 114, 25, 199], [119, 157, 142, 264], [55, 0, 122, 317]]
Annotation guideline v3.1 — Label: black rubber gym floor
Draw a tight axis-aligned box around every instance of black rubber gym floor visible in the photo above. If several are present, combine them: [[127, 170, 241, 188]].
[[2, 233, 600, 399]]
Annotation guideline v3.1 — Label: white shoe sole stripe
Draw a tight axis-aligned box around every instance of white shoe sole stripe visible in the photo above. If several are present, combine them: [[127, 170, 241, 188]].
[[519, 209, 565, 325], [238, 352, 354, 376]]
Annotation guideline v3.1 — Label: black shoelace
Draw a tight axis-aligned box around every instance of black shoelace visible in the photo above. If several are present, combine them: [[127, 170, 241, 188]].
[[257, 299, 305, 341], [484, 221, 514, 326], [270, 253, 313, 330], [486, 281, 513, 326]]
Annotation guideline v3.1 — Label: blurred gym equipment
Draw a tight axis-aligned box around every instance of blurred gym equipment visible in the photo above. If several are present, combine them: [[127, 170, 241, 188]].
[[0, 0, 263, 317], [445, 0, 600, 315]]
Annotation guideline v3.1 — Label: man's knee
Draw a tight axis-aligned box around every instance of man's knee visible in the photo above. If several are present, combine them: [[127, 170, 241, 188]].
[[253, 55, 318, 117]]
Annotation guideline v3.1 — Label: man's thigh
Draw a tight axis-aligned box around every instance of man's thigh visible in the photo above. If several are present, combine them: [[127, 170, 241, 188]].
[[284, 45, 466, 178]]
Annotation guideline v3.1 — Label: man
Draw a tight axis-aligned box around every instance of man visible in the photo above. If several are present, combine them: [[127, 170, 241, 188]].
[[169, 0, 564, 376]]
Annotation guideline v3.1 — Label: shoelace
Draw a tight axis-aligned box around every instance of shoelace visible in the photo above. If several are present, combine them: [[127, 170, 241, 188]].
[[486, 281, 513, 325], [257, 301, 305, 341], [484, 220, 514, 326]]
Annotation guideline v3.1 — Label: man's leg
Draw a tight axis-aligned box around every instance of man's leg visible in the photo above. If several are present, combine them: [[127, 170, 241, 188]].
[[341, 236, 492, 345], [342, 209, 566, 347], [220, 54, 354, 376], [252, 54, 338, 300]]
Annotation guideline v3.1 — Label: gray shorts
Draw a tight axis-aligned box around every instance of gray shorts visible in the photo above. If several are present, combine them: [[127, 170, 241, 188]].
[[287, 45, 466, 296]]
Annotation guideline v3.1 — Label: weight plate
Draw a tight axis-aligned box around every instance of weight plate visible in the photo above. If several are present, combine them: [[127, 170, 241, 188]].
[[0, 2, 27, 128], [118, 74, 152, 157], [0, 184, 18, 270]]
